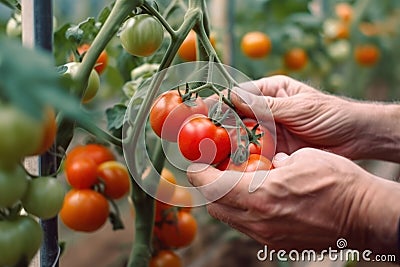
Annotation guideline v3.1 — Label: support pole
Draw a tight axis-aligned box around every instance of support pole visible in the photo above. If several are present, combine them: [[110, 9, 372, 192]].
[[21, 0, 59, 266]]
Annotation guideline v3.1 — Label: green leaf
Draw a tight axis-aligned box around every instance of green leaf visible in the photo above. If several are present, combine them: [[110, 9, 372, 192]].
[[0, 0, 20, 10], [106, 104, 127, 139]]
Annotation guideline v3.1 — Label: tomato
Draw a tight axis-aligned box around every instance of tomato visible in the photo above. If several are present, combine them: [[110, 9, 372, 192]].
[[335, 3, 353, 22], [60, 189, 109, 232], [0, 164, 28, 208], [156, 168, 177, 202], [283, 48, 308, 71], [230, 118, 275, 160], [177, 30, 217, 61], [149, 90, 208, 142], [354, 44, 380, 66], [155, 210, 197, 248], [241, 31, 272, 59], [62, 62, 100, 103], [0, 215, 43, 266], [65, 157, 98, 189], [178, 115, 231, 165], [120, 14, 164, 57], [75, 44, 108, 74], [155, 200, 173, 223], [169, 186, 192, 212], [66, 143, 115, 166], [0, 105, 43, 167], [22, 177, 65, 219], [149, 250, 182, 267], [217, 154, 273, 172], [97, 161, 131, 199], [32, 106, 57, 155]]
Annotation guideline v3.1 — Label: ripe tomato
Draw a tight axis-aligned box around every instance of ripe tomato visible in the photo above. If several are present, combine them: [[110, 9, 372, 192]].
[[21, 176, 65, 219], [155, 210, 197, 248], [155, 200, 173, 223], [177, 30, 216, 61], [217, 154, 273, 172], [149, 250, 182, 267], [0, 105, 43, 167], [65, 157, 98, 189], [169, 186, 192, 213], [149, 90, 208, 142], [354, 44, 380, 66], [156, 168, 177, 202], [60, 189, 109, 232], [178, 115, 231, 165], [0, 164, 28, 208], [62, 62, 100, 103], [335, 3, 353, 22], [75, 44, 108, 74], [120, 14, 164, 57], [66, 143, 115, 166], [283, 48, 308, 71], [32, 106, 57, 155], [241, 31, 272, 59], [97, 161, 131, 199]]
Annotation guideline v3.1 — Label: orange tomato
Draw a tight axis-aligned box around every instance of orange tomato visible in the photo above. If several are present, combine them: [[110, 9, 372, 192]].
[[31, 106, 57, 155], [283, 48, 308, 71], [60, 189, 109, 232], [156, 168, 177, 202], [65, 157, 98, 189], [149, 250, 182, 267], [177, 30, 216, 61], [335, 3, 353, 22], [335, 21, 350, 39], [241, 31, 272, 59], [65, 143, 115, 167], [354, 44, 380, 66], [75, 44, 108, 74], [97, 161, 131, 199], [169, 186, 192, 212]]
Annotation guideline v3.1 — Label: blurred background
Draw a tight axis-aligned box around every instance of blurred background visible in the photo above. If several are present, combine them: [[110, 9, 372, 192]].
[[1, 0, 400, 266]]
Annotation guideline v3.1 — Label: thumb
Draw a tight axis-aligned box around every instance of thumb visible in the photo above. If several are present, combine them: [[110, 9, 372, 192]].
[[186, 163, 220, 187], [272, 152, 290, 168]]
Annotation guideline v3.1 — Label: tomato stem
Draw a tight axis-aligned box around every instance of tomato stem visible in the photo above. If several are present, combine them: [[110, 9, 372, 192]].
[[142, 1, 175, 36]]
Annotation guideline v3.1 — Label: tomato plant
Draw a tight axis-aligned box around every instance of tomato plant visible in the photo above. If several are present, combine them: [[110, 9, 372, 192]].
[[21, 177, 65, 219], [60, 189, 110, 232], [149, 250, 182, 267], [120, 14, 164, 57], [241, 31, 272, 59], [178, 115, 231, 165], [97, 161, 131, 199], [149, 89, 208, 142]]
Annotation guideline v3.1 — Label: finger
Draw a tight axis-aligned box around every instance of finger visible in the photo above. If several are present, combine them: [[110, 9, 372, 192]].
[[272, 152, 290, 168]]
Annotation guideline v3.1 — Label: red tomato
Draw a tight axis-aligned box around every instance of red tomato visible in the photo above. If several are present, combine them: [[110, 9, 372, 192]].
[[97, 161, 131, 199], [217, 154, 273, 172], [65, 157, 98, 189], [75, 44, 108, 74], [149, 90, 208, 142], [155, 210, 197, 249], [149, 250, 182, 267], [178, 115, 231, 165], [66, 144, 115, 166]]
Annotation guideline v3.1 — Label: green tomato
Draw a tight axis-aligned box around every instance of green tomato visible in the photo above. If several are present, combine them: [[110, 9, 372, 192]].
[[0, 164, 28, 208], [0, 219, 24, 266], [15, 215, 43, 262], [0, 105, 43, 167], [120, 14, 164, 57], [22, 177, 66, 219], [62, 62, 100, 103]]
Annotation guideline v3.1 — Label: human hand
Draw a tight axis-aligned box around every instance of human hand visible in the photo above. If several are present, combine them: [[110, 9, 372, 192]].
[[187, 148, 400, 254], [231, 75, 371, 159]]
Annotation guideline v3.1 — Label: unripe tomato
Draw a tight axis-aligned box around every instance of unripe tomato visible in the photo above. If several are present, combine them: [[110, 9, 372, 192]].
[[22, 177, 65, 219], [354, 44, 380, 67], [283, 48, 308, 71], [74, 44, 108, 74], [0, 105, 43, 167], [15, 215, 43, 262], [6, 13, 22, 38], [177, 30, 217, 61], [60, 189, 110, 232], [149, 250, 182, 267], [62, 62, 100, 103], [241, 31, 272, 59], [97, 161, 131, 199], [120, 14, 164, 57], [0, 164, 28, 208]]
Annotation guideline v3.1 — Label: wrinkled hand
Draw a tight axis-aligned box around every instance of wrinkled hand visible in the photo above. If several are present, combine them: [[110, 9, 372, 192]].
[[187, 148, 400, 253], [231, 75, 369, 159]]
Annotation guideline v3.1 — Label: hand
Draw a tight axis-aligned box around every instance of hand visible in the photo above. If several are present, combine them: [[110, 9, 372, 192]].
[[231, 75, 371, 159], [187, 148, 400, 254]]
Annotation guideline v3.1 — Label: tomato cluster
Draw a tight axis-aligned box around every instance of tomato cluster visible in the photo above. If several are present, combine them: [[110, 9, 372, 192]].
[[149, 169, 196, 267], [60, 143, 131, 232]]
